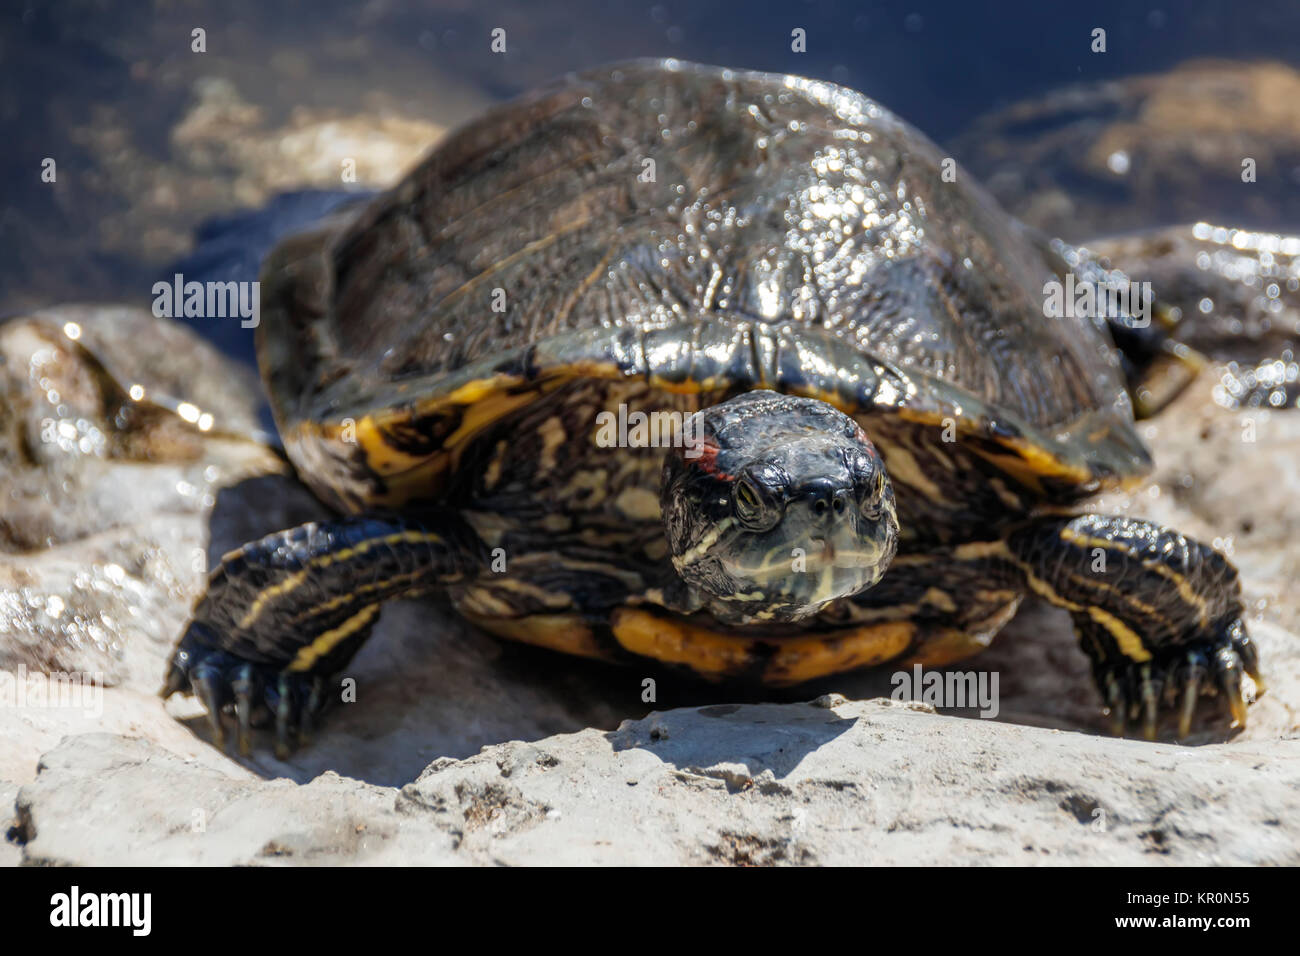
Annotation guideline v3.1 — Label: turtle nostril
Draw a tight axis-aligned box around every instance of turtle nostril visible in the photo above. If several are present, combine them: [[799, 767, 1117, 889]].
[[813, 498, 828, 516], [832, 497, 845, 515]]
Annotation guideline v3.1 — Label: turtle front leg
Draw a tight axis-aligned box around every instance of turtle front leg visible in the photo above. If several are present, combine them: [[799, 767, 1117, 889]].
[[999, 514, 1263, 739], [162, 513, 485, 757]]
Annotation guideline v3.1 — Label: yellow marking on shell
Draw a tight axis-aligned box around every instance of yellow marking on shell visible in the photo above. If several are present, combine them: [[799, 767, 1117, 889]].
[[463, 612, 614, 661], [901, 627, 995, 667], [989, 478, 1024, 510], [483, 440, 507, 490], [922, 587, 958, 613], [609, 608, 913, 684], [352, 417, 429, 476], [831, 602, 920, 622], [500, 553, 647, 591], [360, 380, 571, 507], [610, 608, 756, 676], [647, 375, 710, 395], [443, 388, 538, 451], [972, 433, 1092, 484], [614, 487, 661, 522], [540, 513, 572, 532], [791, 383, 853, 413], [287, 603, 381, 672], [763, 622, 914, 684], [969, 451, 1048, 495], [556, 469, 608, 507], [538, 415, 567, 473], [641, 588, 667, 606], [237, 530, 442, 631], [953, 540, 1015, 561], [874, 440, 945, 501], [894, 406, 1103, 488], [456, 577, 573, 617], [562, 359, 626, 380], [446, 374, 526, 405]]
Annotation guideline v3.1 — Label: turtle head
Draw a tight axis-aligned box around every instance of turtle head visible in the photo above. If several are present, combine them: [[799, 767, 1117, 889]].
[[661, 390, 898, 624]]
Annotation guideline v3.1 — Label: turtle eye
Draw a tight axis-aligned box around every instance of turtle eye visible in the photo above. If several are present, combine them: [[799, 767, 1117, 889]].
[[733, 476, 779, 531], [860, 472, 887, 521], [735, 478, 762, 519]]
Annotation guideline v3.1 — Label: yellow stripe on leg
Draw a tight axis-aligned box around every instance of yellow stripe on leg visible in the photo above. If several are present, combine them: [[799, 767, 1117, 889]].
[[288, 604, 381, 672], [238, 531, 442, 630]]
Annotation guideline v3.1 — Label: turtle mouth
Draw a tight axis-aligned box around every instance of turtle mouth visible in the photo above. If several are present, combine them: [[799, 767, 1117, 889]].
[[714, 510, 898, 620], [810, 537, 834, 560]]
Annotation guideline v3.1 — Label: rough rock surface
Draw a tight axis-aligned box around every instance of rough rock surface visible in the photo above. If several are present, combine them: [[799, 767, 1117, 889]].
[[14, 699, 1300, 866], [1, 303, 1298, 866], [0, 781, 19, 867]]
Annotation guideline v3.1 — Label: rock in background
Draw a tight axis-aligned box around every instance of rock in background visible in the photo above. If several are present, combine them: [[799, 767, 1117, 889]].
[[953, 60, 1300, 241]]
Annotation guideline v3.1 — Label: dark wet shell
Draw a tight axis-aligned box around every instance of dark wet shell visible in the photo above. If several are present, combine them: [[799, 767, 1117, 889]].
[[257, 59, 1148, 506]]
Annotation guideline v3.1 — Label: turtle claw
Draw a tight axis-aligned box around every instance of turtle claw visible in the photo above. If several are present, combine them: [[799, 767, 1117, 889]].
[[1141, 692, 1158, 742], [1103, 672, 1127, 737], [192, 662, 230, 751], [231, 664, 259, 757], [160, 661, 189, 699], [274, 674, 300, 760], [1177, 656, 1204, 741], [299, 677, 327, 750], [1222, 619, 1265, 695], [1089, 618, 1259, 741], [1138, 663, 1162, 742], [163, 628, 333, 758], [1214, 647, 1249, 729]]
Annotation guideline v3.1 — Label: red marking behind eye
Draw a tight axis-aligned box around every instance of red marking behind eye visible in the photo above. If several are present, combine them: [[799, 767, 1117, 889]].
[[691, 439, 735, 480]]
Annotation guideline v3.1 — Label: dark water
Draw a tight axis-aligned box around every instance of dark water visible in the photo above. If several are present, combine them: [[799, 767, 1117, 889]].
[[2, 0, 1299, 370]]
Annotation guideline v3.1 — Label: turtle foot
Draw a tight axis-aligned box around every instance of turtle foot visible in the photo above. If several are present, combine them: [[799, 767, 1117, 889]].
[[162, 623, 330, 759], [1094, 618, 1263, 742]]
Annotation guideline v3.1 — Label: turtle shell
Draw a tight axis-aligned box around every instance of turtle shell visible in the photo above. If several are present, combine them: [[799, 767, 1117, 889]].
[[256, 59, 1150, 513]]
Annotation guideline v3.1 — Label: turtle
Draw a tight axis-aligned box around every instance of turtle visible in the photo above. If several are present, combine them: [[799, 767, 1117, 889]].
[[162, 59, 1265, 757]]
